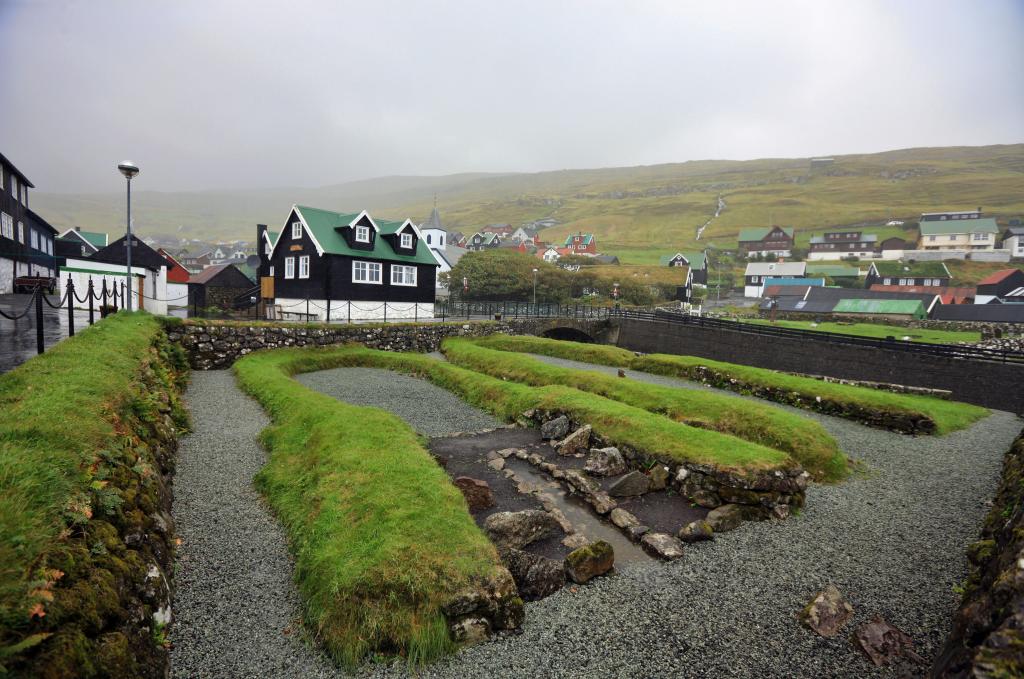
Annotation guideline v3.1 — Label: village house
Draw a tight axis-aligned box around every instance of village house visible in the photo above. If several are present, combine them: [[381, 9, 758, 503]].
[[807, 231, 877, 260], [743, 261, 805, 298], [918, 209, 998, 250], [737, 226, 794, 258], [659, 251, 708, 284], [57, 227, 108, 258], [974, 269, 1024, 305], [764, 286, 943, 316], [467, 232, 501, 251], [805, 264, 862, 285], [0, 152, 59, 293], [869, 284, 975, 305], [563, 232, 597, 255], [865, 261, 951, 288], [187, 263, 254, 310], [415, 206, 468, 295], [157, 248, 192, 306], [876, 236, 910, 260], [259, 205, 438, 321], [1001, 227, 1024, 258]]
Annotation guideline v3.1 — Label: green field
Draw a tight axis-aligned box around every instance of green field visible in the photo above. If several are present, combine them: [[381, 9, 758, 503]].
[[742, 319, 981, 344], [30, 145, 1024, 260]]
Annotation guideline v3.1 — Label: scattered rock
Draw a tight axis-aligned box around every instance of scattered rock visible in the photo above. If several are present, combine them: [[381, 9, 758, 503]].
[[584, 447, 627, 477], [640, 532, 685, 560], [610, 508, 640, 529], [799, 584, 853, 638], [772, 504, 791, 520], [608, 470, 651, 497], [564, 540, 615, 583], [692, 489, 722, 508], [562, 533, 590, 549], [484, 510, 562, 550], [556, 425, 592, 456], [497, 448, 518, 459], [617, 368, 626, 378], [677, 519, 714, 543], [706, 504, 746, 532], [625, 525, 650, 542], [541, 416, 570, 440], [487, 458, 505, 472], [450, 617, 491, 645], [527, 453, 543, 466], [853, 615, 924, 667], [502, 548, 565, 600], [648, 465, 670, 491], [454, 477, 495, 512], [589, 491, 616, 515]]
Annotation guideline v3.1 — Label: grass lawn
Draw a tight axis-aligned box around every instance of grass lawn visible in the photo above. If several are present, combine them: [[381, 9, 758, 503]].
[[0, 313, 188, 673], [442, 338, 847, 481], [741, 318, 981, 344], [232, 348, 511, 668], [472, 335, 989, 435]]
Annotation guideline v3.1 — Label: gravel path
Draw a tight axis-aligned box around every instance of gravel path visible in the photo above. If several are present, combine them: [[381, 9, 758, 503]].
[[171, 370, 338, 678], [297, 367, 501, 436]]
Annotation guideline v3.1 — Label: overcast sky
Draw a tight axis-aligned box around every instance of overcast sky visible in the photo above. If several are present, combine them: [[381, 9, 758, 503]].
[[2, 0, 1022, 193]]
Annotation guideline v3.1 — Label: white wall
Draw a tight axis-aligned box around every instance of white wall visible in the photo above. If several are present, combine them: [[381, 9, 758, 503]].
[[0, 258, 13, 294], [59, 258, 169, 315], [166, 282, 189, 307], [272, 298, 435, 322]]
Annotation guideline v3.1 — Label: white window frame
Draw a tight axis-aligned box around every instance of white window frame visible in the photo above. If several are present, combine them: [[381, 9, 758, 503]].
[[298, 255, 310, 279], [30, 229, 38, 250], [750, 275, 759, 283], [10, 176, 17, 198], [355, 225, 370, 243], [352, 260, 381, 284], [284, 256, 295, 279], [391, 264, 417, 286], [1, 213, 11, 239], [269, 265, 275, 276], [17, 222, 24, 244], [400, 232, 413, 248], [291, 221, 302, 239]]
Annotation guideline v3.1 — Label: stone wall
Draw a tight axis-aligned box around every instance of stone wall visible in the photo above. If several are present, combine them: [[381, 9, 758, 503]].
[[751, 311, 1022, 336], [170, 318, 584, 369], [615, 317, 1024, 412], [931, 430, 1024, 677]]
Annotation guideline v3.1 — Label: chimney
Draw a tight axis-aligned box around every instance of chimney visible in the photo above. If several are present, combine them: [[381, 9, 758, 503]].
[[75, 226, 81, 231], [256, 223, 269, 278]]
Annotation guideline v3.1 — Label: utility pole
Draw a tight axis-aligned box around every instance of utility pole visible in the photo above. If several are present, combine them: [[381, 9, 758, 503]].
[[117, 161, 140, 311]]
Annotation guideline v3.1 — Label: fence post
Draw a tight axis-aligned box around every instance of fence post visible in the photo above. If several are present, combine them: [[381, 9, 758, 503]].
[[414, 303, 418, 323], [87, 277, 95, 325], [306, 298, 309, 320], [347, 300, 351, 324], [326, 298, 331, 323], [66, 276, 75, 337], [35, 287, 44, 355], [384, 302, 388, 323]]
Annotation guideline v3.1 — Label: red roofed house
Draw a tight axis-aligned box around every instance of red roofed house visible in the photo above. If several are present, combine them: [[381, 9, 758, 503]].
[[975, 269, 1024, 304], [158, 248, 192, 307]]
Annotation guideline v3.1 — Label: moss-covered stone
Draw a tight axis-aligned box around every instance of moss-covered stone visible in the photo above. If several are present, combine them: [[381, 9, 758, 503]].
[[564, 540, 614, 583]]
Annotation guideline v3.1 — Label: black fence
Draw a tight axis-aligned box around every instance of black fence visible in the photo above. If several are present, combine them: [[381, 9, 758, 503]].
[[611, 308, 1024, 365], [0, 276, 132, 357], [436, 300, 612, 321]]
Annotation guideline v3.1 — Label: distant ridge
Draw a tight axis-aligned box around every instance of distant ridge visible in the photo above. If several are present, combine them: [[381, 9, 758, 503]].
[[31, 143, 1024, 262]]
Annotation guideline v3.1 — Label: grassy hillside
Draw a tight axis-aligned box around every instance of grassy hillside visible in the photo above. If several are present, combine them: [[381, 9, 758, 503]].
[[31, 144, 1024, 265]]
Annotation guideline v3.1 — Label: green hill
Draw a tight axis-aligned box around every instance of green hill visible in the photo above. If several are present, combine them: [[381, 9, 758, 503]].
[[31, 144, 1024, 264]]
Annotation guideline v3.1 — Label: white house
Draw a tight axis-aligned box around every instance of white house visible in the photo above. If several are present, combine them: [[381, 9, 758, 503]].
[[59, 256, 169, 316], [1002, 227, 1024, 258], [743, 261, 806, 298], [540, 247, 561, 263], [420, 206, 448, 252]]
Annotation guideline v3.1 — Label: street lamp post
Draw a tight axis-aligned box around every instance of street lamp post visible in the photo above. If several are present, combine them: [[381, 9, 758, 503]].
[[117, 161, 139, 311], [532, 268, 538, 307]]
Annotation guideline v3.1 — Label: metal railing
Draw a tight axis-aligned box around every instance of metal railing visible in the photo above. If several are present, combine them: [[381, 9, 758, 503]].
[[609, 307, 1024, 364], [1, 275, 128, 356], [436, 300, 612, 320]]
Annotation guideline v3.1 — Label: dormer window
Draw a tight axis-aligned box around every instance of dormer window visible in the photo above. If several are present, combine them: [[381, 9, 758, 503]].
[[291, 221, 302, 239], [355, 225, 370, 243], [401, 233, 413, 249]]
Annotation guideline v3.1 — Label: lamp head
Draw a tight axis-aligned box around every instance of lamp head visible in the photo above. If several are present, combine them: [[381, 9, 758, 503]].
[[117, 161, 139, 179]]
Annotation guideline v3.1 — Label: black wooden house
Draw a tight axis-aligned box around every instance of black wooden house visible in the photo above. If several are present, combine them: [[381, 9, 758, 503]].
[[0, 152, 58, 293], [260, 206, 439, 320]]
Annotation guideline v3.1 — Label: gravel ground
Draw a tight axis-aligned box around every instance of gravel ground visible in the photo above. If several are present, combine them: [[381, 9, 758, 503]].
[[174, 363, 1023, 678], [171, 371, 339, 678], [297, 367, 501, 436]]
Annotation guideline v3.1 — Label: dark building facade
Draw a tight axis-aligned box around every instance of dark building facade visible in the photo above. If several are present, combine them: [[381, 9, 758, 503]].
[[261, 206, 438, 320], [0, 153, 58, 292]]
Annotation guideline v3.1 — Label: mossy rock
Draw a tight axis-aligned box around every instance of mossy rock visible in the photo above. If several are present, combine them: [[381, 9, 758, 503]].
[[564, 540, 614, 584]]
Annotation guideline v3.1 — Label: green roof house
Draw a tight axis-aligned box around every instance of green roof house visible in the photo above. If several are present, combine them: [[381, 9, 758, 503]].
[[58, 227, 109, 254], [659, 251, 708, 284], [918, 210, 999, 251], [865, 260, 951, 288], [737, 226, 795, 258], [262, 205, 439, 322]]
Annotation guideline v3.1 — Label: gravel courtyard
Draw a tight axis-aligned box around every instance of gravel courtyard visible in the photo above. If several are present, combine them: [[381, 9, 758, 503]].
[[173, 363, 1022, 678]]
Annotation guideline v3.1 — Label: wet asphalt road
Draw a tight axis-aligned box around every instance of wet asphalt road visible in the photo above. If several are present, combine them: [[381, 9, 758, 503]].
[[0, 293, 94, 373]]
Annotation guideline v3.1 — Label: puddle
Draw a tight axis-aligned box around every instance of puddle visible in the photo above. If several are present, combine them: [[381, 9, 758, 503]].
[[505, 459, 652, 565]]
